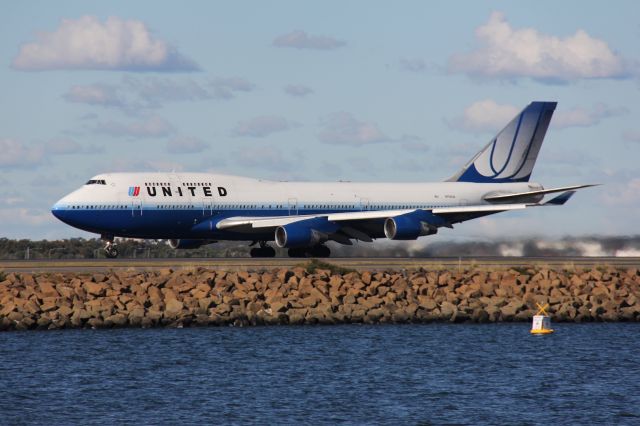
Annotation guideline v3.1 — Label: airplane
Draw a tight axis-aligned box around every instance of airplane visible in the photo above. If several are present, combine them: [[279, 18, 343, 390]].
[[51, 101, 596, 258]]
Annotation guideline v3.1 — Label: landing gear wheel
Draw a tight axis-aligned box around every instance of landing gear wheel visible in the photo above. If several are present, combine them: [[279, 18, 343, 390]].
[[287, 248, 307, 258], [105, 245, 119, 258], [307, 245, 331, 258], [250, 246, 276, 258]]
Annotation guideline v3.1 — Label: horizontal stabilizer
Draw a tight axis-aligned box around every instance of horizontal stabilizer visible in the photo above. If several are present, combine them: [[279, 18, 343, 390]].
[[544, 191, 576, 205], [484, 184, 598, 203]]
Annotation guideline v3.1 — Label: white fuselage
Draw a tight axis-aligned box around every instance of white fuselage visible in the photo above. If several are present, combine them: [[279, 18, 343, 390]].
[[51, 172, 540, 241]]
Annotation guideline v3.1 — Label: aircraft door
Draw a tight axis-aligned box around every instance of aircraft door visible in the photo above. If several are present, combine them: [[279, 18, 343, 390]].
[[288, 198, 298, 216], [203, 201, 212, 216], [360, 198, 370, 211], [131, 199, 142, 217]]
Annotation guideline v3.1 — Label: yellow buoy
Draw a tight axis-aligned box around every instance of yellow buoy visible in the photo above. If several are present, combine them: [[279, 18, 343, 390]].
[[531, 303, 554, 335]]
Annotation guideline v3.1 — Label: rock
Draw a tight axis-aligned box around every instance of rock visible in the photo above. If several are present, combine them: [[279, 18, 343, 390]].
[[360, 296, 383, 310], [620, 306, 639, 321], [364, 308, 386, 323], [480, 283, 494, 297], [500, 301, 525, 320], [7, 311, 24, 323], [417, 296, 437, 311], [287, 308, 307, 325], [57, 286, 74, 300], [84, 282, 107, 297], [128, 308, 146, 325], [471, 308, 489, 323], [86, 318, 104, 328], [37, 316, 52, 329], [0, 302, 16, 316], [276, 269, 292, 283], [57, 305, 74, 317], [439, 301, 456, 318], [38, 282, 60, 299], [104, 313, 128, 327], [165, 299, 184, 317]]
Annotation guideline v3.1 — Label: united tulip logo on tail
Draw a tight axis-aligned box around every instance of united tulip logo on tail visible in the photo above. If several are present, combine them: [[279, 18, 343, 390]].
[[128, 186, 140, 197]]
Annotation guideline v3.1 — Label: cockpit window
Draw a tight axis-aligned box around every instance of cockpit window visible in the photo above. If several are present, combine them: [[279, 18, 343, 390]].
[[85, 179, 106, 185]]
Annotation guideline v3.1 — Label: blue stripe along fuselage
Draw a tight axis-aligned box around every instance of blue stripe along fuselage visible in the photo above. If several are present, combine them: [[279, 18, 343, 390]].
[[51, 206, 384, 241]]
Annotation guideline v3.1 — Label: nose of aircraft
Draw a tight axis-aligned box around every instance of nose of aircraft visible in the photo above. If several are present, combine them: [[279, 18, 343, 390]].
[[51, 199, 67, 221]]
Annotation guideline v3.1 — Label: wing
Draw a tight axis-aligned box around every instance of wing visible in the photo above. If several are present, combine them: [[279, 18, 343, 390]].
[[213, 187, 593, 244], [214, 204, 528, 244], [483, 184, 599, 203]]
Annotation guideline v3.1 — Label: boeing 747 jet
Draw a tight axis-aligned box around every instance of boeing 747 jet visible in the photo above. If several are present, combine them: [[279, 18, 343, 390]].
[[52, 102, 595, 258]]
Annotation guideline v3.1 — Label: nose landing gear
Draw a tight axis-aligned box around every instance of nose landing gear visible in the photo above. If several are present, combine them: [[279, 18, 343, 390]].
[[102, 235, 119, 258]]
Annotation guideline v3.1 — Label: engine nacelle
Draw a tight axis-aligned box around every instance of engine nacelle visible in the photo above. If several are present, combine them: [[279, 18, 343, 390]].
[[275, 224, 327, 248], [168, 239, 213, 249], [384, 215, 437, 240]]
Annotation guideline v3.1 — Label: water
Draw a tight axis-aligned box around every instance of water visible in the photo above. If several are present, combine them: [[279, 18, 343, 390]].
[[0, 324, 638, 425]]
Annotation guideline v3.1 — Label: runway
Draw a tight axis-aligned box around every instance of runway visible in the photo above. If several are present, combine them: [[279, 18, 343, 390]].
[[1, 257, 638, 273]]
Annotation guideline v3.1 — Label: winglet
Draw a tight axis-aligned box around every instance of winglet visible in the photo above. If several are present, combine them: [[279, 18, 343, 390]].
[[544, 191, 576, 205]]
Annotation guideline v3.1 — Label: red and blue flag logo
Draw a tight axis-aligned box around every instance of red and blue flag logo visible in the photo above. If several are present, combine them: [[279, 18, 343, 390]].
[[128, 186, 140, 197]]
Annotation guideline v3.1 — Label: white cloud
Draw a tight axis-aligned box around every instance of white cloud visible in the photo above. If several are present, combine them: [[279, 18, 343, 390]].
[[0, 208, 52, 226], [346, 156, 379, 175], [451, 100, 627, 133], [0, 139, 45, 168], [13, 16, 198, 72], [44, 138, 82, 155], [232, 116, 291, 138], [109, 158, 185, 172], [30, 174, 64, 188], [283, 84, 314, 97], [166, 136, 208, 154], [553, 104, 628, 128], [448, 11, 630, 82], [603, 178, 640, 206], [123, 76, 211, 106], [449, 99, 519, 133], [273, 30, 346, 50], [235, 146, 292, 171], [623, 130, 640, 143], [210, 77, 255, 98], [402, 142, 430, 152], [64, 84, 124, 107], [319, 112, 390, 145], [399, 58, 428, 73], [63, 76, 254, 111], [94, 115, 174, 138]]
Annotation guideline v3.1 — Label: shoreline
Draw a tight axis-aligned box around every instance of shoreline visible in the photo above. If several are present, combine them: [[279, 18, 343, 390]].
[[1, 265, 638, 330]]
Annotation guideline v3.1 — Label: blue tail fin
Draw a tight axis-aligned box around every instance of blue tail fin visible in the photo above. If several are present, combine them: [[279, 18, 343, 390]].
[[448, 101, 557, 183]]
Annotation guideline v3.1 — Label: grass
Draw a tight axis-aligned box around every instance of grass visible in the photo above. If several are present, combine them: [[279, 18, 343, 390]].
[[301, 259, 355, 275]]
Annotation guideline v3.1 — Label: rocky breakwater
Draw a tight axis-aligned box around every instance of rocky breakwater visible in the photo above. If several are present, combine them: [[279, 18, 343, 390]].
[[0, 266, 639, 330]]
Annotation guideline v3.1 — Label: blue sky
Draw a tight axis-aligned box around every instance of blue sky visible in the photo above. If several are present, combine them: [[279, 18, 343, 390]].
[[1, 1, 639, 241]]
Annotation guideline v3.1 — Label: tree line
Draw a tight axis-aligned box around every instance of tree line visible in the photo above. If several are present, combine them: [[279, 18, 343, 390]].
[[0, 236, 638, 259], [0, 238, 250, 259]]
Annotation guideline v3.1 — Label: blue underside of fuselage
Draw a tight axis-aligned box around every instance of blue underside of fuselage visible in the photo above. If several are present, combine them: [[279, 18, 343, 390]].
[[51, 208, 373, 241]]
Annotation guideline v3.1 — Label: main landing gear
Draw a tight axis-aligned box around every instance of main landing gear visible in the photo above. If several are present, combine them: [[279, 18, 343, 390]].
[[102, 235, 119, 258], [249, 241, 276, 258], [288, 245, 331, 258]]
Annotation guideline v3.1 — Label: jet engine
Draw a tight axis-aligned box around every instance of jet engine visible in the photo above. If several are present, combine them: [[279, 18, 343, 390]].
[[275, 224, 327, 248], [384, 214, 437, 240]]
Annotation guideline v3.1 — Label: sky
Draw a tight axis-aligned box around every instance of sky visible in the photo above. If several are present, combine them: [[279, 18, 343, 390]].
[[1, 1, 639, 241]]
